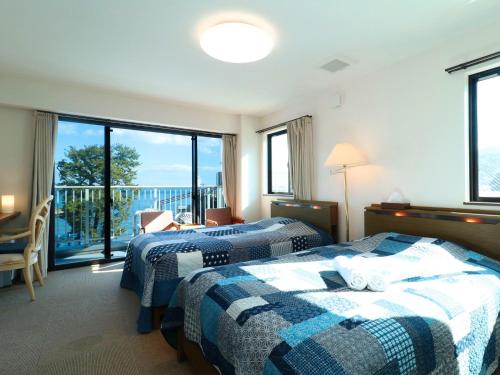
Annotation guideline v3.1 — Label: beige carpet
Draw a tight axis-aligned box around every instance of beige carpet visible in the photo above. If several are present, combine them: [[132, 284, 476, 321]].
[[0, 262, 194, 375]]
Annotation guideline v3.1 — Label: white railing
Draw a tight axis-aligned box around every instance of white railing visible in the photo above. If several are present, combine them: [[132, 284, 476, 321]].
[[54, 185, 224, 253]]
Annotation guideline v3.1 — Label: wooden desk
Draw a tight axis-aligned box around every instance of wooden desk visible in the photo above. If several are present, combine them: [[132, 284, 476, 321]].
[[0, 211, 20, 224], [0, 211, 20, 287]]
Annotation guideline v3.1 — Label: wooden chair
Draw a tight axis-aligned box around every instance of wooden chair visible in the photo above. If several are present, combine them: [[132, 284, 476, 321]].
[[0, 196, 53, 301], [205, 207, 244, 227], [138, 210, 180, 233]]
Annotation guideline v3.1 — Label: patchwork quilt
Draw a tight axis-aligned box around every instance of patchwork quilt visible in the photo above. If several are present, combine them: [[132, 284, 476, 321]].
[[162, 232, 500, 375], [120, 217, 332, 333]]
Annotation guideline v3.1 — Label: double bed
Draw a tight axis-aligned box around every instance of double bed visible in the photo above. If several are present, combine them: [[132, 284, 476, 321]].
[[160, 205, 500, 375], [120, 202, 336, 333]]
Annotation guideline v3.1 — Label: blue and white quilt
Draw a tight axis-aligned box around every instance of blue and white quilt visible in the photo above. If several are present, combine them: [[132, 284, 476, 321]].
[[120, 217, 332, 332], [162, 232, 500, 374]]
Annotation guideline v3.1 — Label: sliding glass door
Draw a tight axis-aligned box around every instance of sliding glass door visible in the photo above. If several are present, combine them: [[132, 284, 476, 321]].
[[196, 136, 224, 223], [50, 119, 224, 269], [109, 127, 192, 252], [53, 120, 107, 266]]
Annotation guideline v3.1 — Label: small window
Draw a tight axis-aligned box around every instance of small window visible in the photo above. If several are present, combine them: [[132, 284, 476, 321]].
[[469, 66, 500, 203], [267, 130, 291, 195]]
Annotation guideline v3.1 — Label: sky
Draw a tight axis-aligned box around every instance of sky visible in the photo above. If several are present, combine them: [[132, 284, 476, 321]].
[[477, 74, 500, 151], [270, 132, 289, 193], [476, 74, 500, 195], [55, 121, 222, 187]]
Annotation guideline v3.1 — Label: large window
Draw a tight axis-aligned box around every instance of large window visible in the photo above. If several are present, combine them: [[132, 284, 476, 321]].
[[469, 66, 500, 203], [51, 118, 224, 269], [267, 129, 291, 194]]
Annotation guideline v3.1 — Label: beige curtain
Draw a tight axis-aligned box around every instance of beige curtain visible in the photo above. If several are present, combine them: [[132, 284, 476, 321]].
[[32, 111, 58, 277], [287, 116, 313, 200], [222, 134, 237, 216]]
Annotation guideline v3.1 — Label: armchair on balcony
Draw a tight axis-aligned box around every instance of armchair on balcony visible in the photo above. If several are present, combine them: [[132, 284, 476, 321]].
[[138, 210, 180, 234], [205, 207, 244, 227]]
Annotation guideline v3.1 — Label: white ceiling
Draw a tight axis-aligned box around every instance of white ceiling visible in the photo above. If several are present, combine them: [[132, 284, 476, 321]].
[[1, 0, 500, 116]]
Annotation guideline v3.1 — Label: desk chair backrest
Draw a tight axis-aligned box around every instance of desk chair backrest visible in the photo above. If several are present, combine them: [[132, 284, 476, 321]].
[[26, 196, 53, 259]]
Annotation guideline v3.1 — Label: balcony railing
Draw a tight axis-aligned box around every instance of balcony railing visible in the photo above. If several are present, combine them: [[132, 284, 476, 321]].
[[54, 185, 224, 257]]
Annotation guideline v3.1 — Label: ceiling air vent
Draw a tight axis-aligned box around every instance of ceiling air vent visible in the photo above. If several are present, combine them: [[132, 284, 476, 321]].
[[321, 59, 350, 73]]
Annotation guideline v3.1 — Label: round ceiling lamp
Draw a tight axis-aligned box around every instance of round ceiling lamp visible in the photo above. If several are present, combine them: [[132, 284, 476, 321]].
[[200, 22, 273, 63]]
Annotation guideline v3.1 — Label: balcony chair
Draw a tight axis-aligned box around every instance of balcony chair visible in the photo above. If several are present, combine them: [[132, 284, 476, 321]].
[[205, 207, 244, 227], [0, 195, 53, 301], [138, 210, 180, 233]]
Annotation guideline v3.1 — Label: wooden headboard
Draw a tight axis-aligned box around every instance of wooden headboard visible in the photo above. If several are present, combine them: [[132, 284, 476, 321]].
[[271, 200, 338, 242], [365, 204, 500, 260]]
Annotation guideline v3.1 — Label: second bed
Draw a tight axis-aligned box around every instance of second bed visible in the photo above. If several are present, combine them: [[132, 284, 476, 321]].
[[121, 210, 334, 333]]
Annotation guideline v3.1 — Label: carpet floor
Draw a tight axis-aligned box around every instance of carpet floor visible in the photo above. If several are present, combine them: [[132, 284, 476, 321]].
[[0, 262, 194, 375]]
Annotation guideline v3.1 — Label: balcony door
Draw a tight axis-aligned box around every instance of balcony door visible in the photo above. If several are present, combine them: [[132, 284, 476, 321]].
[[52, 120, 107, 266], [50, 118, 224, 269], [196, 136, 224, 224], [109, 127, 192, 251]]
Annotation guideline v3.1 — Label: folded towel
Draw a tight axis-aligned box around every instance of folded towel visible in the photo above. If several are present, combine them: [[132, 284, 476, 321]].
[[333, 256, 367, 290]]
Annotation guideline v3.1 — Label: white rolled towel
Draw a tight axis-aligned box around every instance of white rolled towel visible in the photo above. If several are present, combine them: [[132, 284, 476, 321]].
[[366, 270, 387, 292], [333, 256, 367, 291]]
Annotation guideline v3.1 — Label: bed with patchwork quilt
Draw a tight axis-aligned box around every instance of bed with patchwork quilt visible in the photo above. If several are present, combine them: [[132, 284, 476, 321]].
[[120, 216, 332, 333], [161, 232, 500, 374]]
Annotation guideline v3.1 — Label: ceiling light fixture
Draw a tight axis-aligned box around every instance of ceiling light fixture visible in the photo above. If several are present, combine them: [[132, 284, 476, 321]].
[[200, 22, 273, 63]]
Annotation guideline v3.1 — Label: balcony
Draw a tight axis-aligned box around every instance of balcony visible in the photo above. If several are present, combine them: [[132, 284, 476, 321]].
[[54, 185, 224, 265]]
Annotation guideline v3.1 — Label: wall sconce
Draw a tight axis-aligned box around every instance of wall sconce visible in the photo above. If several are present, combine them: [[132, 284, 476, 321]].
[[1, 195, 15, 213]]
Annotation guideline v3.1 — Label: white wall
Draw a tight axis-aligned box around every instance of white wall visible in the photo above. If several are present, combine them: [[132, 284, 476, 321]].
[[260, 21, 500, 242], [0, 105, 34, 227], [0, 72, 240, 134], [238, 115, 262, 221]]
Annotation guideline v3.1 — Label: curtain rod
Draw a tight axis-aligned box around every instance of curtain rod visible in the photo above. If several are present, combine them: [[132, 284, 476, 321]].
[[445, 51, 500, 74], [256, 115, 312, 134], [37, 110, 237, 137]]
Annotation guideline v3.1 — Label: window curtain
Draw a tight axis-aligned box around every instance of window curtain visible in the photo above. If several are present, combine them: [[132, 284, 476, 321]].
[[32, 111, 58, 277], [221, 134, 237, 216], [287, 116, 313, 200]]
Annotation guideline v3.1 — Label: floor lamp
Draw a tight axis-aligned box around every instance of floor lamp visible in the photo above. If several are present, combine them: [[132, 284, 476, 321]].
[[324, 143, 368, 242]]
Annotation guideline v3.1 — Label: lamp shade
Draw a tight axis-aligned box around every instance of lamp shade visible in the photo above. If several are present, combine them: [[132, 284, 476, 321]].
[[324, 143, 367, 167], [1, 195, 15, 213]]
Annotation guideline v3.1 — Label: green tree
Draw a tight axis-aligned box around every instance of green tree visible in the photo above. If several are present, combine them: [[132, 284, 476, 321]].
[[57, 144, 140, 242]]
